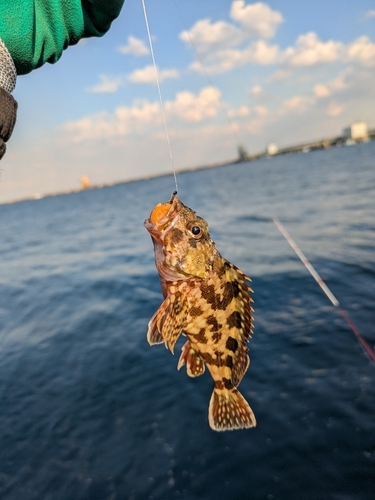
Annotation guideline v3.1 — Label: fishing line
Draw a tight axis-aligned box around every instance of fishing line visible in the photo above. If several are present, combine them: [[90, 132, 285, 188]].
[[273, 217, 375, 364], [141, 0, 178, 194], [172, 0, 242, 149]]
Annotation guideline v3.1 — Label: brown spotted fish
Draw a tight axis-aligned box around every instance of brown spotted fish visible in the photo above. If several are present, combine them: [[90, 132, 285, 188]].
[[144, 193, 256, 431]]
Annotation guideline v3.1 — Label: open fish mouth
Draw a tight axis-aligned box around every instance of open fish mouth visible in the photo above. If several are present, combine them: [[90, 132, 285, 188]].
[[150, 191, 177, 224], [144, 192, 180, 240]]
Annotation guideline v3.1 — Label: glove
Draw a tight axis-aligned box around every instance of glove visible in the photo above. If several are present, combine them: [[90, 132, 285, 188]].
[[0, 38, 18, 160], [0, 86, 17, 159]]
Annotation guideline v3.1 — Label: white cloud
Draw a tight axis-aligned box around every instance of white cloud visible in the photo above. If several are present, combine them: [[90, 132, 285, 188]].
[[254, 105, 268, 117], [179, 18, 244, 57], [314, 69, 351, 98], [227, 106, 251, 118], [328, 71, 349, 91], [243, 116, 268, 135], [267, 69, 291, 81], [118, 36, 149, 56], [251, 85, 262, 95], [280, 34, 375, 69], [179, 2, 375, 81], [230, 1, 283, 38], [278, 95, 315, 116], [127, 65, 179, 84], [249, 86, 275, 106], [60, 87, 223, 142], [180, 3, 375, 77], [190, 40, 279, 74], [365, 10, 375, 18], [180, 0, 283, 57], [86, 74, 124, 93], [62, 102, 162, 143], [165, 87, 222, 122], [179, 1, 282, 60], [346, 36, 375, 66], [281, 32, 343, 66], [314, 84, 330, 97], [326, 102, 344, 117]]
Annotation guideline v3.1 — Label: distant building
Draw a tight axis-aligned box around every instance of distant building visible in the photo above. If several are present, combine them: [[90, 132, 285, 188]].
[[267, 143, 278, 155], [237, 145, 249, 162], [343, 122, 368, 140], [80, 176, 90, 190]]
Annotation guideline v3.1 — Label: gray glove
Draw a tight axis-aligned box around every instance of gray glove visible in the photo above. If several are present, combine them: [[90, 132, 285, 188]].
[[0, 38, 17, 160], [0, 87, 17, 159]]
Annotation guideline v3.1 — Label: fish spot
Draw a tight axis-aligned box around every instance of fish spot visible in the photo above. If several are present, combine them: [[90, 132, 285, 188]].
[[226, 336, 238, 353], [206, 315, 220, 332], [200, 283, 216, 306], [171, 228, 184, 244], [189, 306, 203, 317], [215, 380, 224, 389], [212, 331, 222, 343], [230, 281, 241, 298], [225, 355, 233, 369], [196, 328, 208, 344], [216, 282, 235, 310], [201, 282, 234, 311], [222, 377, 233, 390], [188, 238, 197, 248], [200, 350, 221, 367], [227, 311, 242, 329]]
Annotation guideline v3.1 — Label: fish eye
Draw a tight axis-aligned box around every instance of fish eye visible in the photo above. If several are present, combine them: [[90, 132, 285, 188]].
[[191, 225, 201, 236]]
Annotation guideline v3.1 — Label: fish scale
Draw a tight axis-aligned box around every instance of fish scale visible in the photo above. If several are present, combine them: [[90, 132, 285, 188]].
[[144, 194, 256, 431]]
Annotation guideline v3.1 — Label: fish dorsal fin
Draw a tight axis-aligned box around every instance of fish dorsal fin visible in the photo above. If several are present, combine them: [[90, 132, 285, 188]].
[[223, 262, 254, 386], [147, 281, 189, 354]]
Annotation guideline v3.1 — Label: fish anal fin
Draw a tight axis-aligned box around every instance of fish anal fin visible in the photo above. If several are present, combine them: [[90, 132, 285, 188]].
[[231, 345, 250, 387], [208, 388, 256, 431], [177, 340, 205, 377]]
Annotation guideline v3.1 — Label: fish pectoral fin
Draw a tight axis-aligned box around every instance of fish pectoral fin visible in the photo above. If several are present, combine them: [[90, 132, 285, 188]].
[[162, 299, 186, 354], [148, 289, 187, 354], [161, 286, 187, 354], [208, 388, 256, 432], [177, 340, 205, 377], [147, 315, 164, 345], [146, 300, 169, 346]]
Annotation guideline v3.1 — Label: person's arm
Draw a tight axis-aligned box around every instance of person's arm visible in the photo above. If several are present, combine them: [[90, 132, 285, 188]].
[[0, 0, 125, 159], [0, 0, 125, 75], [0, 39, 17, 160]]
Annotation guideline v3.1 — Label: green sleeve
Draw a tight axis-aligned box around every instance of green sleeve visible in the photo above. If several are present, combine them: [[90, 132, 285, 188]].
[[0, 0, 125, 75]]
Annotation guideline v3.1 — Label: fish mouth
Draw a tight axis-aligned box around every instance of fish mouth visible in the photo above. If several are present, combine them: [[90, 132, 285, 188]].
[[144, 192, 180, 240]]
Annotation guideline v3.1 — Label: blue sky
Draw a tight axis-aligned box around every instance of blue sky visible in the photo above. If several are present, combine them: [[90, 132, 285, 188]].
[[2, 0, 375, 203]]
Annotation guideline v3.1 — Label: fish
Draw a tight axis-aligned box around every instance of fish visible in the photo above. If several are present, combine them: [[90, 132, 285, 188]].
[[144, 193, 256, 431]]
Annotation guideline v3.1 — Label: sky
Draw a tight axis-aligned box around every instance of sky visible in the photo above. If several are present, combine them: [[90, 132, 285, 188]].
[[1, 0, 375, 203]]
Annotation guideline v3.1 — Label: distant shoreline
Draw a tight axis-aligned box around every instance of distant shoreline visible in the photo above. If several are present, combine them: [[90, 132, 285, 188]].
[[1, 131, 374, 206]]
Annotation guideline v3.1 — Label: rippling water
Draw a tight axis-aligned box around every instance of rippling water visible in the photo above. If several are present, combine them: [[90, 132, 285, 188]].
[[1, 142, 374, 499]]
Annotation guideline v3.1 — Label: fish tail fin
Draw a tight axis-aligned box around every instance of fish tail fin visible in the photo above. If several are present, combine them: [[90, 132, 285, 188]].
[[177, 341, 205, 377], [208, 388, 256, 431]]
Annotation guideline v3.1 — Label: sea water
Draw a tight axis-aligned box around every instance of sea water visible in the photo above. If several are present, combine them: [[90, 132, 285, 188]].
[[0, 141, 374, 499]]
